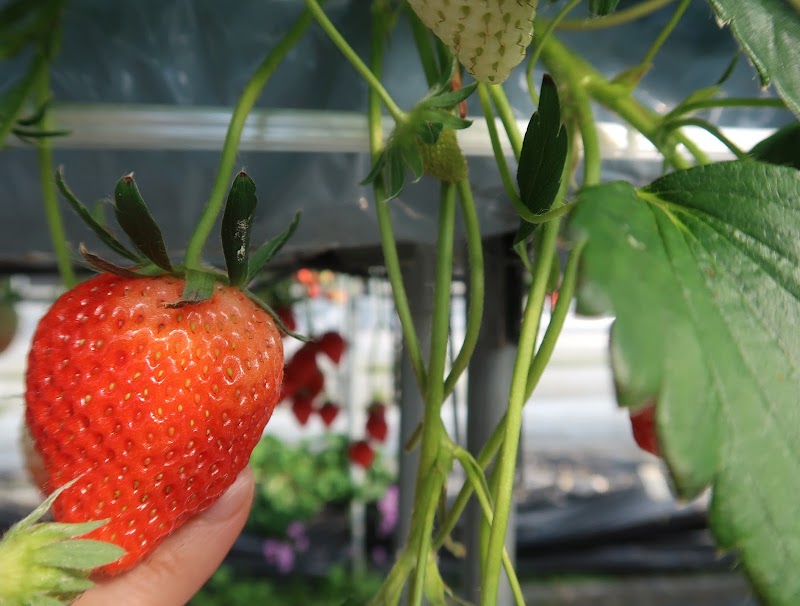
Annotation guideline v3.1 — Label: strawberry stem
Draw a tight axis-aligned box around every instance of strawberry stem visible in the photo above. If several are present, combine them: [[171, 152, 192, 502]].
[[637, 0, 692, 80], [442, 179, 483, 399], [367, 13, 427, 393], [36, 67, 76, 288], [534, 25, 709, 169], [525, 0, 583, 105], [556, 0, 676, 31], [481, 218, 560, 605], [304, 0, 406, 124], [408, 181, 456, 605], [486, 85, 524, 160], [183, 9, 314, 271], [450, 445, 525, 605], [476, 83, 520, 206]]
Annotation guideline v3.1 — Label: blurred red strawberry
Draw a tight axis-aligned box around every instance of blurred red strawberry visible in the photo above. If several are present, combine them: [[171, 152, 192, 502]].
[[348, 440, 375, 469], [317, 401, 340, 427], [296, 365, 325, 400], [317, 331, 346, 364], [292, 397, 314, 426], [366, 410, 388, 443], [629, 405, 660, 456]]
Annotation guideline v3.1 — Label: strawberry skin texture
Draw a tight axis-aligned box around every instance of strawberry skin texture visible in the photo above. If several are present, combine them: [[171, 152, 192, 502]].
[[24, 273, 284, 574]]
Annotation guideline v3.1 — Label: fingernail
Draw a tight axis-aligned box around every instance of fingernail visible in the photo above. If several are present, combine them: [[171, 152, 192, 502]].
[[203, 467, 254, 522]]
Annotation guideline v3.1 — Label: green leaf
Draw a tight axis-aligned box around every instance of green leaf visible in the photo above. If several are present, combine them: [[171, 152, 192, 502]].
[[8, 479, 78, 534], [244, 290, 310, 342], [28, 520, 108, 542], [0, 52, 46, 146], [78, 244, 142, 278], [749, 122, 800, 169], [221, 172, 257, 286], [387, 150, 406, 200], [113, 174, 173, 271], [568, 161, 800, 606], [424, 82, 478, 109], [517, 75, 568, 215], [359, 151, 386, 185], [418, 109, 472, 130], [709, 0, 800, 118], [399, 141, 424, 182], [15, 96, 50, 126], [35, 539, 125, 570], [416, 121, 443, 145], [175, 269, 216, 306], [715, 52, 740, 86], [247, 212, 301, 283], [588, 0, 620, 16]]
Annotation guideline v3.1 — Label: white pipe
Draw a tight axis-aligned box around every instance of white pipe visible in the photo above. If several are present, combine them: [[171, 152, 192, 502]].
[[6, 103, 775, 161]]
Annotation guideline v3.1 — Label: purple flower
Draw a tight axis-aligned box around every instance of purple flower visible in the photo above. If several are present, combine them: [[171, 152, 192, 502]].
[[286, 521, 310, 552], [377, 485, 399, 537], [371, 545, 388, 565], [262, 539, 296, 574]]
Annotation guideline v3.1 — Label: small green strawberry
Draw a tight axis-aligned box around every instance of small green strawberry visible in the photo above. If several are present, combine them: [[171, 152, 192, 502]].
[[407, 0, 538, 83], [0, 480, 125, 605], [23, 169, 300, 576], [418, 128, 468, 183]]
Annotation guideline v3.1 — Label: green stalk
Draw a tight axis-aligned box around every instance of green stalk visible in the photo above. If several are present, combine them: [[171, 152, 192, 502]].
[[535, 26, 701, 169], [304, 0, 405, 123], [487, 85, 523, 159], [451, 446, 525, 606], [368, 8, 427, 393], [526, 0, 583, 104], [443, 179, 484, 399], [532, 33, 602, 185], [638, 0, 691, 72], [406, 7, 440, 87], [184, 9, 313, 270], [525, 237, 586, 396], [477, 81, 578, 224], [477, 84, 518, 203], [668, 96, 787, 118], [36, 69, 76, 289], [662, 117, 750, 160], [408, 182, 457, 605], [481, 218, 560, 605], [434, 222, 585, 554], [558, 0, 676, 30]]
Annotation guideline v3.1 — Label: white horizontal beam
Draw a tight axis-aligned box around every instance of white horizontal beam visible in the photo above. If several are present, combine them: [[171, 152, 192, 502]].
[[7, 103, 774, 162]]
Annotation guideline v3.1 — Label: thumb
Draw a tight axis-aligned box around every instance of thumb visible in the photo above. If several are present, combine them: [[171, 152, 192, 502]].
[[75, 467, 255, 606]]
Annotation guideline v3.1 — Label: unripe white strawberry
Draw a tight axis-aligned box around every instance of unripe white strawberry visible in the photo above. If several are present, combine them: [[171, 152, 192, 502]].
[[408, 0, 537, 84]]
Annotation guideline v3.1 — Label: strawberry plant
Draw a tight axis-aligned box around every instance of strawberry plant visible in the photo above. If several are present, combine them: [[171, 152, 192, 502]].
[[2, 0, 799, 604]]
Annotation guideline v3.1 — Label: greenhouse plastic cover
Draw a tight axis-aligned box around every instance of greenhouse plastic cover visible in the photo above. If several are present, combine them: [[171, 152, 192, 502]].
[[0, 0, 792, 268]]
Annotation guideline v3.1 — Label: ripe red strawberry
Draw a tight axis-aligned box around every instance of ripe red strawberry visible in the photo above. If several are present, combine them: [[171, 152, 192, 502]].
[[317, 401, 340, 427], [24, 273, 284, 574], [316, 331, 346, 364], [629, 405, 660, 457], [348, 440, 375, 469], [366, 411, 388, 443], [296, 365, 325, 400], [291, 396, 314, 426]]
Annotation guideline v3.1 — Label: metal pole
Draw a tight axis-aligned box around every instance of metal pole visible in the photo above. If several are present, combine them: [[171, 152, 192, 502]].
[[396, 244, 436, 552]]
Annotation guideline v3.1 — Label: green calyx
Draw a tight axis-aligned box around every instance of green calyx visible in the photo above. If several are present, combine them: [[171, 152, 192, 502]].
[[55, 169, 304, 337], [361, 59, 475, 199], [0, 480, 125, 605]]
